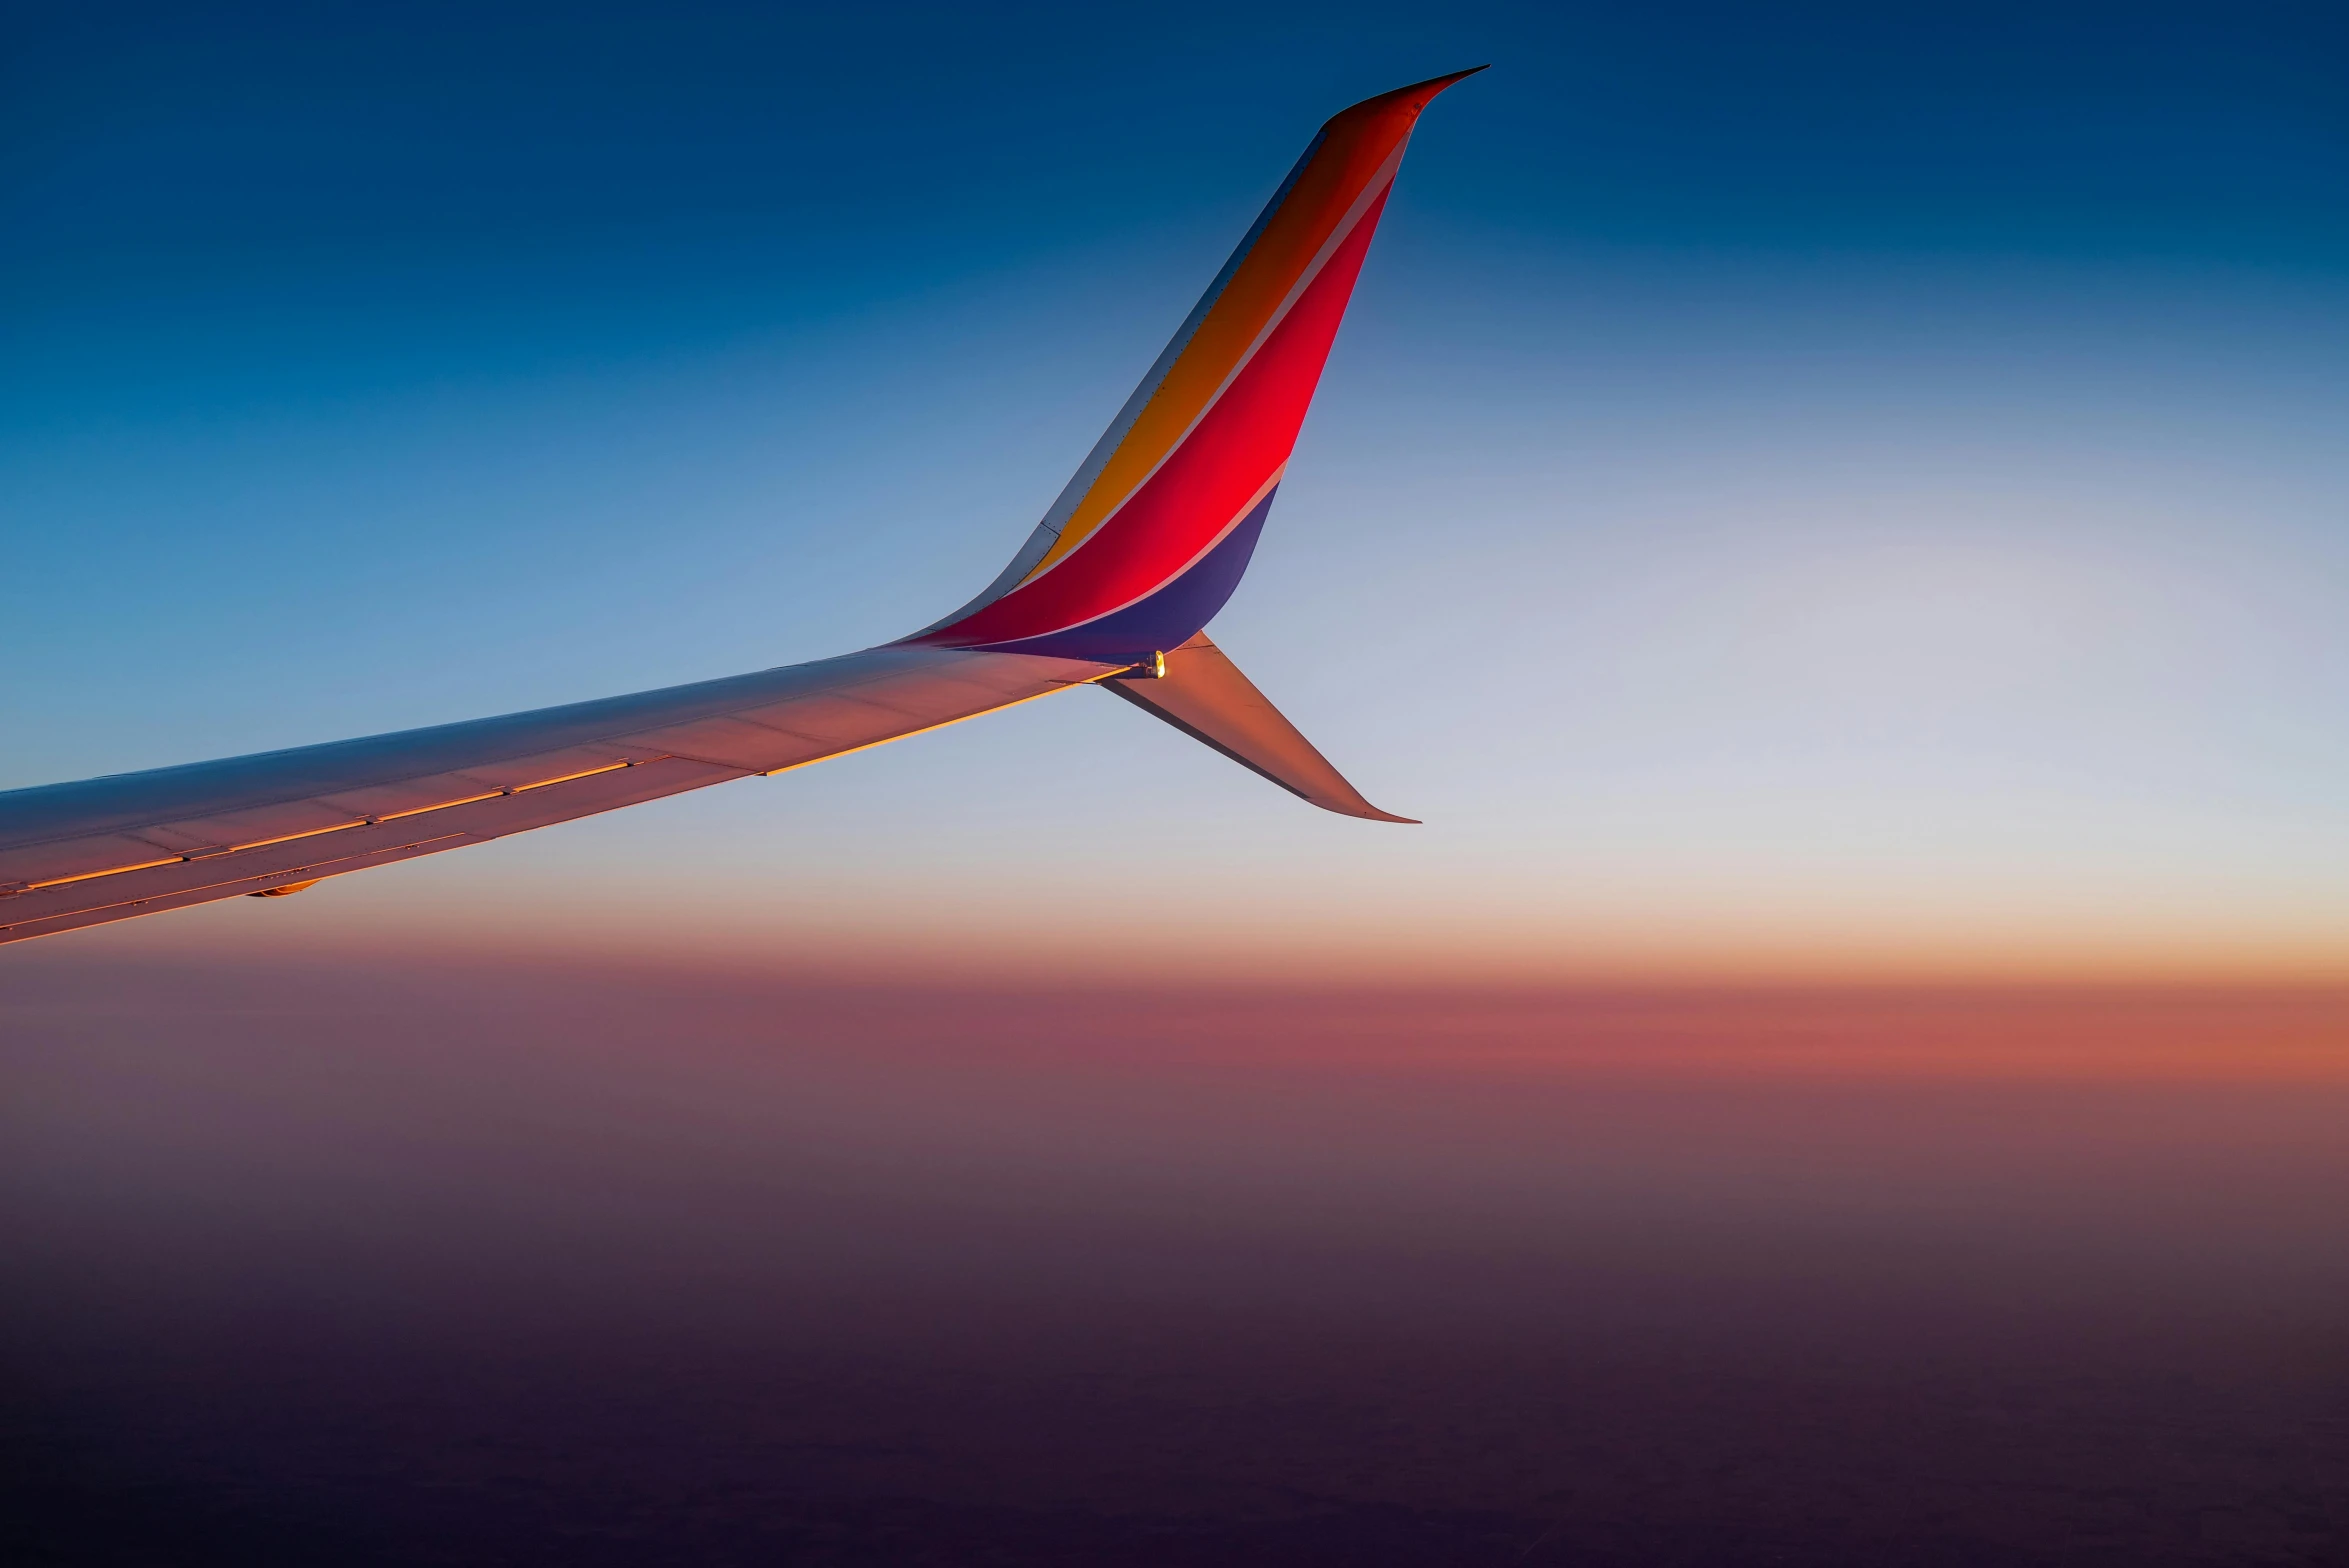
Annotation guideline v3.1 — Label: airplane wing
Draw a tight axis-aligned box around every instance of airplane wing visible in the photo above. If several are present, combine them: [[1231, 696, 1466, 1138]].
[[0, 649, 1114, 945], [1, 69, 1478, 947]]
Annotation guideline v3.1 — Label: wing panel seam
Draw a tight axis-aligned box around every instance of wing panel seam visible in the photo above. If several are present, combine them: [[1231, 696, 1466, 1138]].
[[0, 758, 657, 897]]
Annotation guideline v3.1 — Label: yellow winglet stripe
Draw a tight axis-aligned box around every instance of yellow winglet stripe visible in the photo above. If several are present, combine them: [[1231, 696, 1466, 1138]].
[[1021, 107, 1425, 580]]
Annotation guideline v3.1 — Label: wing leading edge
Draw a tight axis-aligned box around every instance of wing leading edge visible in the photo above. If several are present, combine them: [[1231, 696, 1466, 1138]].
[[0, 70, 1477, 947]]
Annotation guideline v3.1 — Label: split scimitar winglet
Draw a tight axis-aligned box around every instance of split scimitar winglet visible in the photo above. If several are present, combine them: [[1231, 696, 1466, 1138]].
[[0, 68, 1481, 945]]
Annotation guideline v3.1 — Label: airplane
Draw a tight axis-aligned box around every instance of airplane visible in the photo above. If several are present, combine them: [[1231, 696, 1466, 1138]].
[[0, 69, 1481, 948]]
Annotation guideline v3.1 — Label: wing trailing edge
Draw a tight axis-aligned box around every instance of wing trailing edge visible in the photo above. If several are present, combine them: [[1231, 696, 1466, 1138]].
[[1103, 634, 1415, 824]]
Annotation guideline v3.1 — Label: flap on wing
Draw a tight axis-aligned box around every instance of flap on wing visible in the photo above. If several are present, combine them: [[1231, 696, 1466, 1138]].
[[1102, 634, 1416, 824]]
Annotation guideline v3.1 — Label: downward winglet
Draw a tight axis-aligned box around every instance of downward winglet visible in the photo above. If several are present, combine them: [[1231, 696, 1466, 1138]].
[[1104, 634, 1416, 823]]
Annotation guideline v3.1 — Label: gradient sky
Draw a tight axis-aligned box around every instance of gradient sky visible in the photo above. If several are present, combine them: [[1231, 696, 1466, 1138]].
[[10, 14, 2349, 1557], [8, 1, 2349, 981]]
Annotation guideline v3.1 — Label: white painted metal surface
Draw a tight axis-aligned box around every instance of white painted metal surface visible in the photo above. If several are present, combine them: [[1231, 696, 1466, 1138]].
[[0, 647, 1114, 945]]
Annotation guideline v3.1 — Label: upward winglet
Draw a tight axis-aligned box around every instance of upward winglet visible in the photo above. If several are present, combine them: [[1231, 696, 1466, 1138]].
[[905, 68, 1483, 664]]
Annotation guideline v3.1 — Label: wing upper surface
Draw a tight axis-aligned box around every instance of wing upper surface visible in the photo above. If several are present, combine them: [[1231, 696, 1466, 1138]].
[[0, 647, 1113, 945]]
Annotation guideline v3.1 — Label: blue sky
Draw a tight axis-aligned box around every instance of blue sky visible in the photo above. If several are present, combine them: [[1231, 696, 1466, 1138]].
[[7, 1, 2348, 978]]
